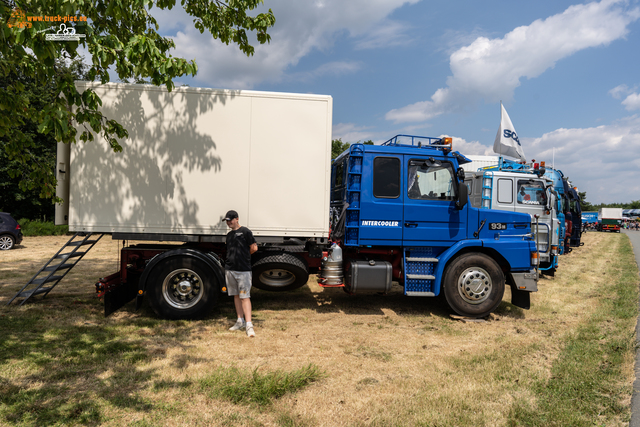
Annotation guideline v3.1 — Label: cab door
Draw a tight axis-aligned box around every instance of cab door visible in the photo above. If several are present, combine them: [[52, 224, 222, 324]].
[[402, 156, 466, 245], [357, 155, 404, 246]]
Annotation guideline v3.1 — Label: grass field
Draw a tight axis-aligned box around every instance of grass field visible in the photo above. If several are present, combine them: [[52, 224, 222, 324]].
[[0, 232, 638, 426]]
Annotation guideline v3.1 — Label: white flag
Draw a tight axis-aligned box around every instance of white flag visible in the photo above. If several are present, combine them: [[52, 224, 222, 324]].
[[493, 103, 526, 162]]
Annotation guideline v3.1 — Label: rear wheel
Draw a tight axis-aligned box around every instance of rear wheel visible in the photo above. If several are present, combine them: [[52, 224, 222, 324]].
[[0, 235, 15, 250], [146, 256, 219, 319], [252, 253, 309, 292], [443, 253, 505, 318]]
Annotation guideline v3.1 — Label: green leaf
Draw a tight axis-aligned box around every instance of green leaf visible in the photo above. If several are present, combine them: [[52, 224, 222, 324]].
[[1, 0, 276, 201]]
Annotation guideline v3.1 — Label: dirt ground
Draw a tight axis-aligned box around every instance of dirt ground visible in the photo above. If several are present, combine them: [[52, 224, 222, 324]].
[[0, 231, 636, 426]]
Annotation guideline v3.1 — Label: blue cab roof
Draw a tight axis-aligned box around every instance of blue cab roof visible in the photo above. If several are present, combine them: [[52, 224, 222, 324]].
[[334, 135, 471, 165]]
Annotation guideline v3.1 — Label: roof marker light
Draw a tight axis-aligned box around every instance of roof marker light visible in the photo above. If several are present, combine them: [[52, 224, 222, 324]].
[[440, 137, 452, 153]]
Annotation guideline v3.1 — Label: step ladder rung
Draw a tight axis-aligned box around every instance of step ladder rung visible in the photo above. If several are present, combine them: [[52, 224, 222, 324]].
[[43, 263, 74, 272], [55, 252, 86, 259], [32, 276, 64, 285], [406, 291, 436, 297], [19, 287, 53, 298], [406, 274, 436, 280], [406, 257, 439, 263], [68, 240, 99, 246]]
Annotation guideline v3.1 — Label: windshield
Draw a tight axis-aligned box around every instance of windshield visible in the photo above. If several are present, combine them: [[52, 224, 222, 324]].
[[408, 161, 456, 201], [517, 180, 547, 206]]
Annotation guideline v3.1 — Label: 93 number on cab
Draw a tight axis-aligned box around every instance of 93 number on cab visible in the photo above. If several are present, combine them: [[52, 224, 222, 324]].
[[489, 223, 507, 230]]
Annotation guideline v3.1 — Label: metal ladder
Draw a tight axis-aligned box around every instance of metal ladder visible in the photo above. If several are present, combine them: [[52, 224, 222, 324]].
[[344, 143, 364, 246], [404, 247, 438, 296], [481, 171, 494, 209], [7, 233, 103, 306]]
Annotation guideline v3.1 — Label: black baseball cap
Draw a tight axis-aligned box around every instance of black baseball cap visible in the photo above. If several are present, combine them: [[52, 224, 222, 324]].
[[222, 210, 239, 222]]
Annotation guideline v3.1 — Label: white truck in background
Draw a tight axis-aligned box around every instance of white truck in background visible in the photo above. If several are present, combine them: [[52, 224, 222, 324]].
[[463, 156, 561, 275], [598, 208, 623, 232], [459, 155, 500, 173]]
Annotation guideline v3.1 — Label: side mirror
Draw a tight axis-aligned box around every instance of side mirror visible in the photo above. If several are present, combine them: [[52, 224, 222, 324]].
[[456, 182, 468, 210], [457, 167, 465, 182]]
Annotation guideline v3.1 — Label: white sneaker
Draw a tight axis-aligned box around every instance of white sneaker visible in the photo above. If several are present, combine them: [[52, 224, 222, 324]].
[[229, 319, 245, 331], [246, 325, 255, 337]]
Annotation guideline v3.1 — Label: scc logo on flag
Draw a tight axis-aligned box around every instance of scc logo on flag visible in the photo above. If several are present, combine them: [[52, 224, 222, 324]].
[[503, 129, 521, 146]]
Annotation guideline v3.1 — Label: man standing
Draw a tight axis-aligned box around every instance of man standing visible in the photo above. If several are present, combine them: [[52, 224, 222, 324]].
[[223, 210, 258, 337]]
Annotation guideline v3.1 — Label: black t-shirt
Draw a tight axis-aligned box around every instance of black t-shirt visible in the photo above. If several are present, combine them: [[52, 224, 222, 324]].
[[225, 226, 256, 271]]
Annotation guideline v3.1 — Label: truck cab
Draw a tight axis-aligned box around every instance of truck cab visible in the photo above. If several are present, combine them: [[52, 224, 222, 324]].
[[465, 164, 560, 274], [566, 185, 583, 246], [327, 135, 539, 318]]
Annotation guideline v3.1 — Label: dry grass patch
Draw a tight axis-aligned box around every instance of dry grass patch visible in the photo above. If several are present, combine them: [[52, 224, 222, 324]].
[[0, 232, 638, 426]]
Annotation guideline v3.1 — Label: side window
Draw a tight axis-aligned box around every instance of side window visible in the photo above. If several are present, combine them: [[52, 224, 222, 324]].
[[517, 180, 547, 205], [373, 157, 400, 198], [465, 180, 472, 194], [408, 160, 456, 200], [331, 160, 346, 202], [335, 162, 344, 188], [497, 179, 513, 204], [570, 199, 578, 212]]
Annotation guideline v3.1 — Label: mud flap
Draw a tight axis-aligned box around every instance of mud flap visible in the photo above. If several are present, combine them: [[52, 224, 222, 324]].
[[102, 270, 140, 316], [506, 271, 535, 310], [510, 288, 530, 310], [105, 283, 138, 316]]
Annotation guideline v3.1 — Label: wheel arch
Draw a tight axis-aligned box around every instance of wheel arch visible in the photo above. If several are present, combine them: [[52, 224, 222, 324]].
[[136, 248, 224, 309], [434, 242, 511, 296]]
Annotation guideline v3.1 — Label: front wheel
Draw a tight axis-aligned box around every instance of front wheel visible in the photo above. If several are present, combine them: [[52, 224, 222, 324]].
[[443, 253, 505, 318], [0, 235, 15, 250], [146, 256, 219, 319]]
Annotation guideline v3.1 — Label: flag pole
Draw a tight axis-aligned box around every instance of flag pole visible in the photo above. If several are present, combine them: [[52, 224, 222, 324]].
[[499, 101, 503, 170]]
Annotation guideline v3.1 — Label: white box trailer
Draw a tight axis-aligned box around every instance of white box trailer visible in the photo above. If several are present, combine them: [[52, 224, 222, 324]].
[[598, 208, 624, 220], [459, 155, 500, 172], [56, 82, 333, 241]]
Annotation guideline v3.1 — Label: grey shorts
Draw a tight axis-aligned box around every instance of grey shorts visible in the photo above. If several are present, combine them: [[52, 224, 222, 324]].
[[225, 270, 252, 299]]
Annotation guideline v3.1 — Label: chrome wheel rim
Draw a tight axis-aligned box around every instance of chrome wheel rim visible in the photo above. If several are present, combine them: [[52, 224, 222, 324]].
[[457, 266, 492, 304], [162, 268, 203, 309], [258, 268, 296, 287], [0, 236, 13, 250]]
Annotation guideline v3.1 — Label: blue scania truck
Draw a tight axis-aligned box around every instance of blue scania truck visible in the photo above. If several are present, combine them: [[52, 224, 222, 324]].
[[320, 135, 539, 318], [12, 83, 539, 320]]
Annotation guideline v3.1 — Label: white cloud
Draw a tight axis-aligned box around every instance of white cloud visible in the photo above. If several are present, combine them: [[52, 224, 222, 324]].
[[386, 0, 640, 123], [288, 61, 362, 83], [353, 19, 415, 50], [448, 136, 495, 156], [526, 115, 640, 203], [609, 84, 631, 99], [332, 123, 375, 142], [622, 93, 640, 110], [151, 0, 420, 89], [608, 84, 640, 110]]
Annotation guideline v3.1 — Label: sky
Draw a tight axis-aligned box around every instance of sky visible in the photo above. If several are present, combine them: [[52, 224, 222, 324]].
[[139, 0, 640, 204]]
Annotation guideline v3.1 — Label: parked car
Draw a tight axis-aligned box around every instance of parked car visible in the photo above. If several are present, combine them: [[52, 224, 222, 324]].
[[0, 213, 23, 250]]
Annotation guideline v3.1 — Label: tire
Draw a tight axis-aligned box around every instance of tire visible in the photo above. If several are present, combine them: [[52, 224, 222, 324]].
[[0, 235, 15, 250], [146, 256, 219, 319], [442, 253, 505, 318], [252, 253, 309, 292]]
